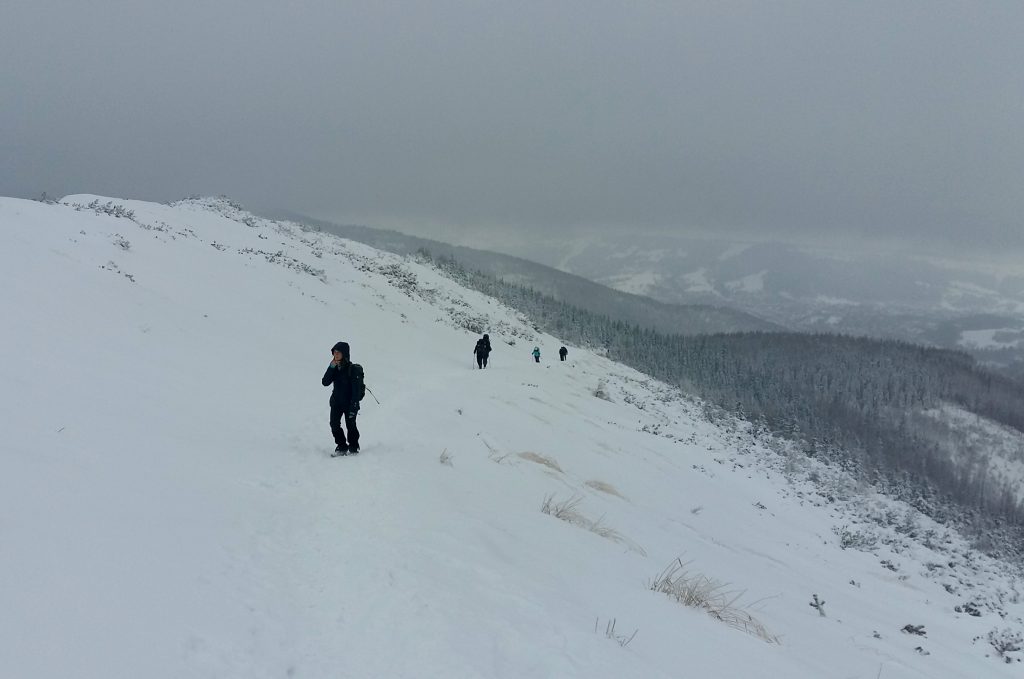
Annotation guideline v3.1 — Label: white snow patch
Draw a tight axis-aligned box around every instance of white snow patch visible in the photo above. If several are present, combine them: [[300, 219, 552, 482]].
[[814, 295, 860, 306], [717, 243, 752, 261], [959, 328, 1023, 350], [724, 270, 767, 293], [681, 268, 722, 296], [921, 404, 1024, 503], [606, 270, 661, 295]]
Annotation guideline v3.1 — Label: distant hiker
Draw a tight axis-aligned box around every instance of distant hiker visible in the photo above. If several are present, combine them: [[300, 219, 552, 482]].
[[474, 333, 492, 369], [559, 346, 568, 361], [322, 341, 365, 456], [532, 346, 541, 363]]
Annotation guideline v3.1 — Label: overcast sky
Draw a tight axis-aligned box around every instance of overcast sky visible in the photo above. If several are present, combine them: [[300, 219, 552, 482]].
[[3, 1, 1022, 258]]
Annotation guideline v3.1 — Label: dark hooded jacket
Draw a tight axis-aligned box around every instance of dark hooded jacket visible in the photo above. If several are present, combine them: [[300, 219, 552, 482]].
[[474, 334, 492, 357], [323, 341, 358, 410]]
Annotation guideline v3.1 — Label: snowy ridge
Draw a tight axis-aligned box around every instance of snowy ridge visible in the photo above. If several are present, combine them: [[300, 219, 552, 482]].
[[1, 195, 1022, 678]]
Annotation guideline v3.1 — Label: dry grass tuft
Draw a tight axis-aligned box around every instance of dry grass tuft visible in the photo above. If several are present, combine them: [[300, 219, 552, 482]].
[[541, 494, 646, 556], [518, 451, 563, 472], [596, 617, 638, 647], [585, 480, 626, 500], [650, 558, 780, 644]]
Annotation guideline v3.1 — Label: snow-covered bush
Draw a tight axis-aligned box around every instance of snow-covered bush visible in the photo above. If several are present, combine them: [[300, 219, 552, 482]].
[[834, 525, 879, 551], [987, 628, 1023, 663]]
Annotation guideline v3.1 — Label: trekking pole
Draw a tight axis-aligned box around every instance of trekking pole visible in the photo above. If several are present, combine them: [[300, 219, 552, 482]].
[[365, 386, 381, 405]]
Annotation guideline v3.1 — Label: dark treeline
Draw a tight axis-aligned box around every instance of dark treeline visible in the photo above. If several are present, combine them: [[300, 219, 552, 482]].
[[424, 251, 1024, 544]]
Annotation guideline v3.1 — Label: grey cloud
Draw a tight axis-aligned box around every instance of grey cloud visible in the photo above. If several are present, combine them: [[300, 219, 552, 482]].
[[2, 1, 1022, 258]]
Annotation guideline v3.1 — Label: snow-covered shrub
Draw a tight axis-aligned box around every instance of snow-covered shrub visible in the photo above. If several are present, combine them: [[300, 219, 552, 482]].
[[71, 199, 136, 220], [445, 308, 489, 334], [375, 262, 420, 297], [237, 248, 326, 281], [834, 525, 879, 551], [955, 602, 982, 617], [987, 628, 1023, 663]]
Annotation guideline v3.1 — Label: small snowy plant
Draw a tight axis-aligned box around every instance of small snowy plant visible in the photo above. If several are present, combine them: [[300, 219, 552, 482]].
[[595, 618, 637, 648], [809, 594, 826, 617]]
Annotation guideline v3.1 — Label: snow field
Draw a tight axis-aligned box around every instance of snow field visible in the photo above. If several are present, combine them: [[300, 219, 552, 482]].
[[1, 196, 1020, 678]]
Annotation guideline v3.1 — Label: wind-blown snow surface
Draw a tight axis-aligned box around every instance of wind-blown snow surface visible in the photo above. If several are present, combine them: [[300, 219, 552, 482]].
[[2, 196, 1021, 678]]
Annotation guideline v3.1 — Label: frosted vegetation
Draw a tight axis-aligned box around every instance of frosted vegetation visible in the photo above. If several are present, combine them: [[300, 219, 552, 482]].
[[416, 251, 1024, 555]]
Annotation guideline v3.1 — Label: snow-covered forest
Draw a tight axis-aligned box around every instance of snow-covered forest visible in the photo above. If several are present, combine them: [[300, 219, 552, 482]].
[[412, 251, 1024, 548]]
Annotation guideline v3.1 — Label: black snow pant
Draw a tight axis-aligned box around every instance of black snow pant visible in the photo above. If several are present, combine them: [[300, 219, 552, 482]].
[[330, 404, 360, 450], [534, 356, 540, 363]]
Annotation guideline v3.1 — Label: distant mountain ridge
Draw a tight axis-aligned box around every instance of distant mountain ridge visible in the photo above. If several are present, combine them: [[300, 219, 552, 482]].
[[421, 230, 1024, 380], [264, 210, 782, 337]]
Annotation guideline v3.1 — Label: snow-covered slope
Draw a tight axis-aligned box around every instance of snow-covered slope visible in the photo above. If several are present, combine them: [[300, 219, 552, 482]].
[[2, 196, 1021, 678]]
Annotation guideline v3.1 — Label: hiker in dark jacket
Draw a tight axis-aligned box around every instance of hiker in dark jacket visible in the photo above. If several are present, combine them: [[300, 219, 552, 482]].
[[322, 341, 360, 454], [473, 333, 492, 369], [559, 346, 568, 361]]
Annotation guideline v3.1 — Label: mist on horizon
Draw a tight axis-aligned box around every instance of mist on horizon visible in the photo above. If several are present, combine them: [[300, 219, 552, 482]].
[[3, 1, 1023, 262]]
